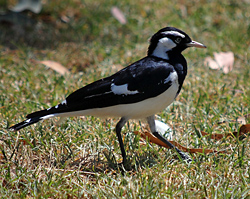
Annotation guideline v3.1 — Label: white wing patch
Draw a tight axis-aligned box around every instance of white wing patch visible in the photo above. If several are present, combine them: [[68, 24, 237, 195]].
[[61, 99, 67, 105], [162, 30, 185, 38], [25, 118, 31, 123], [52, 100, 67, 110], [111, 83, 139, 95]]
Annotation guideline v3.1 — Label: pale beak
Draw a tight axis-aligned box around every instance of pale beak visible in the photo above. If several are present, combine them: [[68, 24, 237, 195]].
[[186, 40, 206, 48]]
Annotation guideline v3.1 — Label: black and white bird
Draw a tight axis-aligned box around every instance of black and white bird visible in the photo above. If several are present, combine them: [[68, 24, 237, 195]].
[[9, 27, 206, 165]]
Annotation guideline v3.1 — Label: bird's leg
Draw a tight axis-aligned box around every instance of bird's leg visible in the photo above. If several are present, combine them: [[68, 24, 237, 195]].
[[146, 115, 192, 163], [115, 117, 128, 166]]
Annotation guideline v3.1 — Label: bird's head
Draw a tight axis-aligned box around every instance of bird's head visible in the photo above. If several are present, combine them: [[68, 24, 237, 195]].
[[148, 27, 206, 60]]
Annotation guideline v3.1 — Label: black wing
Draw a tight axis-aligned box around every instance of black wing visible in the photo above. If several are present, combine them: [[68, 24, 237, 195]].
[[66, 57, 176, 106], [26, 56, 178, 118]]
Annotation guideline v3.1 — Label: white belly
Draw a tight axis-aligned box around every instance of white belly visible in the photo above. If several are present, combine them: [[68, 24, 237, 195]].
[[57, 82, 179, 119]]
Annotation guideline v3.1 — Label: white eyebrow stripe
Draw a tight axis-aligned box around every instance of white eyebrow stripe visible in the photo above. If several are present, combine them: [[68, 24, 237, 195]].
[[111, 83, 139, 95], [162, 31, 185, 38]]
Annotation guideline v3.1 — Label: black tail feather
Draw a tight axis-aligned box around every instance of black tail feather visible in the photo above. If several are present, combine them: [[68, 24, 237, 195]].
[[9, 117, 42, 131], [9, 102, 69, 131], [26, 103, 68, 119]]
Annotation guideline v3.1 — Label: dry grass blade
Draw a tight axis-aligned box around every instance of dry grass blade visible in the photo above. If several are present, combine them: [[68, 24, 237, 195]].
[[204, 51, 234, 74], [239, 124, 250, 135], [201, 124, 250, 140], [134, 131, 220, 154], [1, 0, 250, 197], [237, 116, 247, 125], [111, 6, 127, 24], [38, 60, 70, 75]]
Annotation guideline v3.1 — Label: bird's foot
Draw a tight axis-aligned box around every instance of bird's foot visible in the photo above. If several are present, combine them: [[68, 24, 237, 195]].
[[176, 150, 193, 163], [120, 158, 132, 171]]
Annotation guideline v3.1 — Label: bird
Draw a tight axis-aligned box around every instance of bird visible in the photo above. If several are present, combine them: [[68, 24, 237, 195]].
[[9, 27, 206, 167]]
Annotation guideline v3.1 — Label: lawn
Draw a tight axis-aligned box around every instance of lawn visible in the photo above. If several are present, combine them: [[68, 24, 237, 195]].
[[0, 0, 250, 198]]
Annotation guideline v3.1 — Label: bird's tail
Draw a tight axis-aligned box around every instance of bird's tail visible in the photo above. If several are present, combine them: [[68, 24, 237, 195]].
[[9, 116, 43, 131], [8, 106, 62, 131], [9, 99, 73, 131]]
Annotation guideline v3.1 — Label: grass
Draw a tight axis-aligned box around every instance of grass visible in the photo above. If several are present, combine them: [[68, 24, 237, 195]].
[[1, 0, 250, 198]]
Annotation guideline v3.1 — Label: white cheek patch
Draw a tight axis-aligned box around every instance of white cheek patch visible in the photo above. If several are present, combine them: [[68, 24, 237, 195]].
[[111, 83, 139, 95], [152, 37, 176, 60], [159, 37, 177, 49]]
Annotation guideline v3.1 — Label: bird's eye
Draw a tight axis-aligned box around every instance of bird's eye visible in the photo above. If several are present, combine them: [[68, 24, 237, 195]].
[[175, 38, 182, 43]]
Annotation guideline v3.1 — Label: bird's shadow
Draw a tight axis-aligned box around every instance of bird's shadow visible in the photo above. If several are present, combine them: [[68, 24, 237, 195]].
[[67, 148, 176, 175]]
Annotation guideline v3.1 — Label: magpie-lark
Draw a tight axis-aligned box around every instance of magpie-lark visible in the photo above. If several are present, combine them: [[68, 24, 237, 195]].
[[9, 27, 206, 166]]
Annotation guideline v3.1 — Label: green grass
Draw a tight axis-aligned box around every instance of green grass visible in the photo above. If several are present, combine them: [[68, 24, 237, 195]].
[[1, 0, 250, 198]]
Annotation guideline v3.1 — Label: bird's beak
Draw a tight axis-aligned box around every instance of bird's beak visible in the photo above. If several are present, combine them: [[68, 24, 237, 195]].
[[186, 40, 206, 48]]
